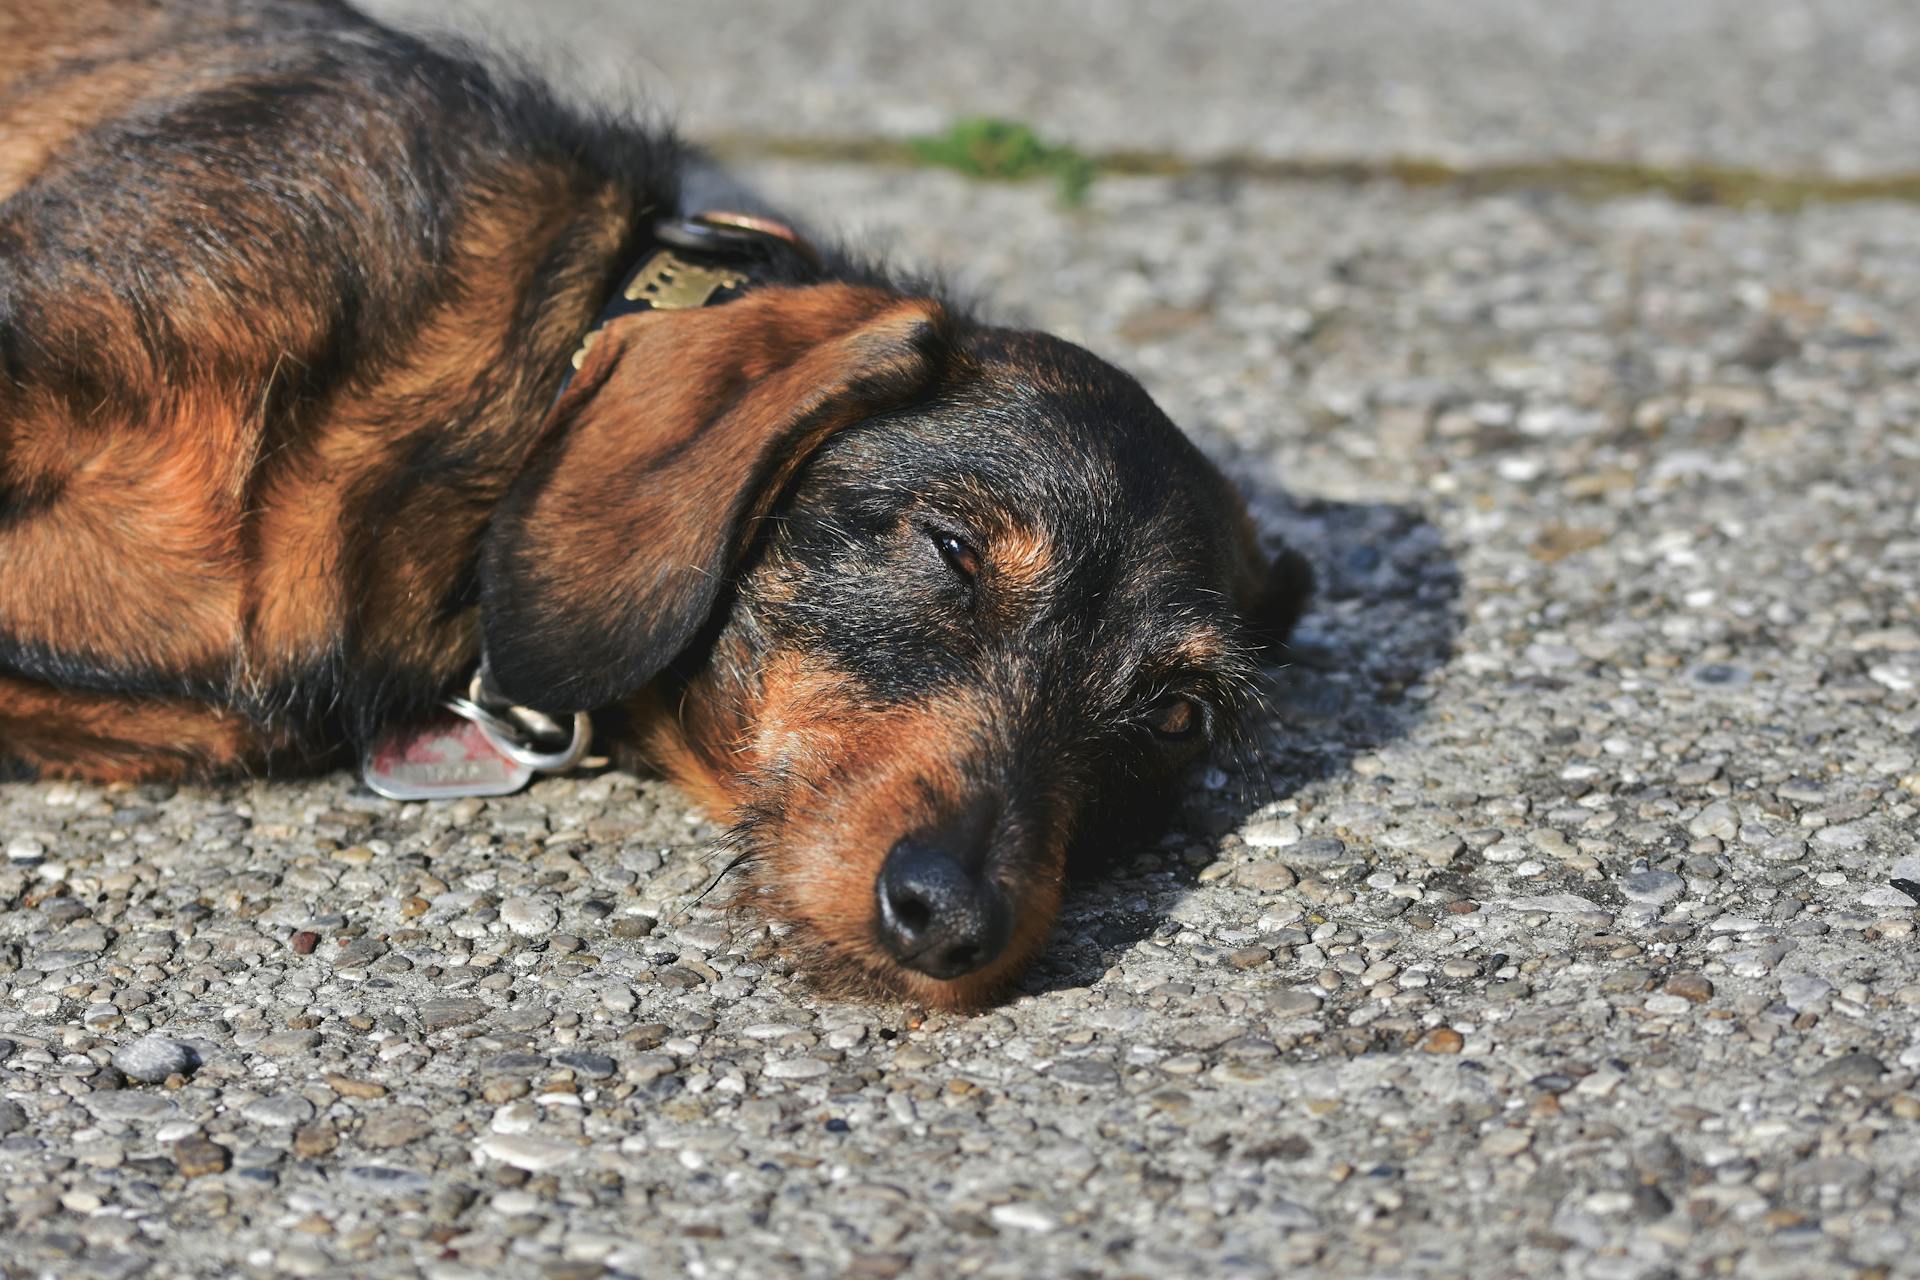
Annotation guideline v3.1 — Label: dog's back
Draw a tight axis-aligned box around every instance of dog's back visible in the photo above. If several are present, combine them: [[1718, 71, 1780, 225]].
[[0, 0, 678, 774], [0, 1, 283, 200]]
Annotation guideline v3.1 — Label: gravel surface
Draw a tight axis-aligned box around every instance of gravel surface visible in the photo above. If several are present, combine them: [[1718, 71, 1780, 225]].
[[6, 5, 1920, 1279]]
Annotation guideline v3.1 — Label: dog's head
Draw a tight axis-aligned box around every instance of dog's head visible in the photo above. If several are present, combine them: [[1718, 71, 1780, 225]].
[[481, 283, 1310, 1007]]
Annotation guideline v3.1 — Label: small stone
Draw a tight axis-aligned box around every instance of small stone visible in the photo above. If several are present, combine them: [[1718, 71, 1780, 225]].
[[341, 1165, 433, 1194], [989, 1203, 1057, 1233], [763, 1056, 833, 1081], [1815, 1053, 1885, 1082], [1242, 819, 1302, 849], [555, 1052, 617, 1080], [1620, 870, 1685, 906], [1237, 862, 1298, 892], [83, 1091, 179, 1122], [1505, 893, 1600, 914], [1601, 969, 1654, 994], [1050, 1061, 1121, 1088], [1631, 1184, 1675, 1219], [290, 931, 320, 955], [1480, 1129, 1532, 1157], [675, 922, 731, 951], [111, 1035, 199, 1084], [33, 946, 99, 971], [1421, 1027, 1465, 1054], [172, 1137, 230, 1178], [255, 1030, 320, 1057], [481, 1078, 528, 1103], [827, 1025, 868, 1050], [1779, 975, 1832, 1011], [1286, 837, 1349, 867], [1267, 989, 1322, 1018], [500, 897, 560, 938], [244, 1094, 316, 1128], [1662, 973, 1713, 1004], [418, 997, 488, 1031], [608, 915, 658, 940], [1227, 946, 1272, 969], [1788, 1157, 1872, 1195], [356, 1106, 432, 1149], [1688, 801, 1739, 841], [293, 1122, 339, 1158], [323, 1074, 388, 1100], [1758, 838, 1807, 863], [478, 1133, 580, 1172], [0, 1099, 26, 1137]]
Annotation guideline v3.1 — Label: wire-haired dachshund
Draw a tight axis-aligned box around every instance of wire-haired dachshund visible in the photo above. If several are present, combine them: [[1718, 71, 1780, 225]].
[[0, 0, 1312, 1007]]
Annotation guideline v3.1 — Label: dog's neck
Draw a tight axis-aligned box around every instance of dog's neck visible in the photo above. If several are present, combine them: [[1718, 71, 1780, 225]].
[[443, 212, 825, 768]]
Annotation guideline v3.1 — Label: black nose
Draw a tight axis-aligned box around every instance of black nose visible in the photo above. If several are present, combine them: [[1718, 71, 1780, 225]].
[[875, 838, 1011, 980]]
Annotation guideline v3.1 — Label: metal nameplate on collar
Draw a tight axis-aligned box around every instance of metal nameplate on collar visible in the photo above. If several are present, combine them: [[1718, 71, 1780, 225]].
[[623, 250, 748, 311], [362, 713, 535, 800], [362, 693, 592, 801]]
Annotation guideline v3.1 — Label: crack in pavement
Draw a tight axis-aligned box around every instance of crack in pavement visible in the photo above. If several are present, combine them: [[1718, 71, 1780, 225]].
[[709, 131, 1920, 210]]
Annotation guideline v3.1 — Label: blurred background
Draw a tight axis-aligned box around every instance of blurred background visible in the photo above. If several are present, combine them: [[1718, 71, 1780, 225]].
[[365, 0, 1918, 178]]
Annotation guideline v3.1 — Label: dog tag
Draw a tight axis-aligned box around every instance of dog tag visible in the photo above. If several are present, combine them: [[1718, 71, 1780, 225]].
[[362, 713, 535, 800]]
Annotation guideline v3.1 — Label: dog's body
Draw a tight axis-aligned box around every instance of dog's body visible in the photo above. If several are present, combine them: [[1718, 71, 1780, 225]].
[[0, 0, 1309, 1004], [1, 0, 683, 775]]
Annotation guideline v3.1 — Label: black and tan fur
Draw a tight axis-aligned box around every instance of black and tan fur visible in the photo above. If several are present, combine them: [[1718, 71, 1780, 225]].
[[0, 0, 1311, 1006]]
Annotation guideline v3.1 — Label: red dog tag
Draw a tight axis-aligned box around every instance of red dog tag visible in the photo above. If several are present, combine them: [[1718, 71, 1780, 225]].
[[362, 713, 534, 800]]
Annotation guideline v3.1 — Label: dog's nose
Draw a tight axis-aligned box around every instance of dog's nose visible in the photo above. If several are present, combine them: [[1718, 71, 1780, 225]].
[[875, 838, 1011, 980]]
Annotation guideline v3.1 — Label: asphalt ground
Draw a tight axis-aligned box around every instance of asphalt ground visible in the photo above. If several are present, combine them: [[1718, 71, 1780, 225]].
[[4, 4, 1919, 1278]]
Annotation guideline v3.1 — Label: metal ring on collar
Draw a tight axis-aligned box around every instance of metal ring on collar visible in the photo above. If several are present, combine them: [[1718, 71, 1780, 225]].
[[443, 696, 594, 773], [656, 211, 821, 267]]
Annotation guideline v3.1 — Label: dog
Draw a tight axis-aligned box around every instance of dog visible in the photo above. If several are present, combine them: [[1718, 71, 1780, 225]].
[[0, 0, 1312, 1007]]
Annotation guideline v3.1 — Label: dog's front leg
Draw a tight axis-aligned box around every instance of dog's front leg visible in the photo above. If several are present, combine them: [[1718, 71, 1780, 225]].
[[0, 676, 280, 782]]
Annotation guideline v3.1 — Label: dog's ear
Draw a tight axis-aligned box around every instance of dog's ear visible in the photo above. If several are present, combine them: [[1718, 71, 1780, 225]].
[[1246, 545, 1315, 657], [480, 285, 950, 712], [1225, 496, 1314, 660]]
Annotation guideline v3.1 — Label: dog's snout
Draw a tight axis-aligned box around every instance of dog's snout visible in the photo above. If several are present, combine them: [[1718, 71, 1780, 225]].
[[875, 838, 1011, 980]]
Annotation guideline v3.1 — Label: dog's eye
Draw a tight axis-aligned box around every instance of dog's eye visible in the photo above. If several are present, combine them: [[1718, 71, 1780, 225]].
[[1146, 695, 1202, 740], [929, 529, 981, 581]]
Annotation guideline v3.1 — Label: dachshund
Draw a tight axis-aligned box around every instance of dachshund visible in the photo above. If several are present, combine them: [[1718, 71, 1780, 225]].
[[0, 0, 1312, 1007]]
